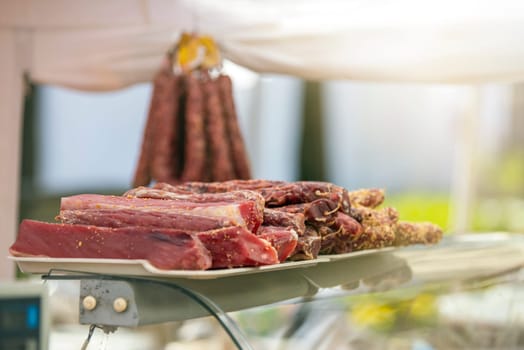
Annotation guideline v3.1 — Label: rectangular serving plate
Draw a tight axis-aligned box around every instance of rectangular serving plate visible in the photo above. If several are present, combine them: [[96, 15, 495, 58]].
[[8, 247, 397, 280], [9, 256, 328, 280]]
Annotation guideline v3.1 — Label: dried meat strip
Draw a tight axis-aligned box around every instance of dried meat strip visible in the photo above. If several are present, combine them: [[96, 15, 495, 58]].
[[318, 212, 363, 254], [348, 188, 385, 209], [151, 71, 183, 183], [203, 75, 235, 181], [287, 225, 321, 261], [160, 180, 351, 214], [132, 66, 168, 187], [10, 220, 212, 270], [274, 198, 340, 226], [180, 73, 207, 182], [158, 179, 285, 194], [349, 207, 398, 250], [262, 209, 305, 236], [217, 74, 252, 179], [394, 221, 443, 246]]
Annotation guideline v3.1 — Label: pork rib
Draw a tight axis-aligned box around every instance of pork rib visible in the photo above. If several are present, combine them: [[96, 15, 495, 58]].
[[10, 220, 212, 270]]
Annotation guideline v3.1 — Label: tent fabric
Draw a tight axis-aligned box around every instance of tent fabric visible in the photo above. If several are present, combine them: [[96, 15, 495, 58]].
[[4, 0, 524, 90], [2, 0, 524, 278]]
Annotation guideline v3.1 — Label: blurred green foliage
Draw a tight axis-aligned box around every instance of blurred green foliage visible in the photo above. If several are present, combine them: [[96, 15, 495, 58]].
[[385, 193, 451, 232]]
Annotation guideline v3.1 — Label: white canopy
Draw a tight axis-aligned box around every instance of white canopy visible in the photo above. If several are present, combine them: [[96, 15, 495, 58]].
[[2, 0, 524, 278]]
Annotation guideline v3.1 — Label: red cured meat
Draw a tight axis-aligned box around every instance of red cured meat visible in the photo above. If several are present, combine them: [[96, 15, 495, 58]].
[[195, 226, 279, 268], [262, 209, 305, 236], [60, 194, 263, 233], [124, 187, 265, 215], [155, 179, 286, 194], [10, 220, 212, 270], [288, 225, 321, 261], [218, 75, 252, 179], [257, 226, 298, 262], [202, 74, 236, 181], [59, 209, 237, 231], [161, 180, 351, 214]]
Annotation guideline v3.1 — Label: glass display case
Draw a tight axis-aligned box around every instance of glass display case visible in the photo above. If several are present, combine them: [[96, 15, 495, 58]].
[[12, 232, 524, 349]]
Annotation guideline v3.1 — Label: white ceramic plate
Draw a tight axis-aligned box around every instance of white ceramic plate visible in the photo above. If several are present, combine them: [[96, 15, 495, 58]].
[[319, 247, 396, 261], [8, 256, 328, 280]]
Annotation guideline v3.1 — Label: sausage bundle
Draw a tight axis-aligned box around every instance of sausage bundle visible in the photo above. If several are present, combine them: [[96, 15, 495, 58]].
[[132, 59, 251, 187]]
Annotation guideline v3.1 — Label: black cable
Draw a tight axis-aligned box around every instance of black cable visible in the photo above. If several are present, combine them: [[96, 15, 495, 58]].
[[43, 269, 254, 350]]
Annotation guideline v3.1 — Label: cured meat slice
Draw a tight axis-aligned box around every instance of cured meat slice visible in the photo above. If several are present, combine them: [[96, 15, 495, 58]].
[[348, 188, 385, 209], [288, 225, 321, 261], [180, 74, 207, 181], [195, 226, 279, 268], [394, 221, 443, 246], [60, 194, 263, 233], [203, 75, 235, 181], [9, 220, 212, 270], [59, 209, 237, 232], [257, 226, 298, 262], [262, 209, 305, 236], [217, 74, 252, 179]]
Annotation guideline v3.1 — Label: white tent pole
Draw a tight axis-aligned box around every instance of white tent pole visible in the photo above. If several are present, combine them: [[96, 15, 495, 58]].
[[0, 29, 26, 280], [450, 85, 481, 234]]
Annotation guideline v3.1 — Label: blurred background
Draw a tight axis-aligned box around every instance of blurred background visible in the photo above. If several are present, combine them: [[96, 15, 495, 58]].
[[19, 62, 524, 234]]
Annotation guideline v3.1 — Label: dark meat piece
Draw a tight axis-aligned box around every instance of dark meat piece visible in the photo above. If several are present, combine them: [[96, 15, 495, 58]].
[[180, 73, 207, 181], [287, 225, 321, 261], [394, 221, 443, 246], [349, 207, 398, 250], [132, 63, 170, 187], [262, 209, 306, 236], [257, 226, 298, 262], [202, 74, 235, 181], [60, 194, 263, 233], [160, 179, 286, 194], [218, 74, 252, 179], [196, 226, 279, 268], [162, 180, 350, 214], [275, 198, 340, 225], [318, 212, 363, 254], [260, 181, 350, 213], [59, 209, 237, 232], [10, 220, 212, 270], [348, 188, 385, 209], [151, 71, 183, 183]]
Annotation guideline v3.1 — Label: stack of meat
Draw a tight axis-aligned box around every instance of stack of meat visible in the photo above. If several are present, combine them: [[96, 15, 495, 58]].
[[10, 179, 443, 271], [132, 59, 251, 187]]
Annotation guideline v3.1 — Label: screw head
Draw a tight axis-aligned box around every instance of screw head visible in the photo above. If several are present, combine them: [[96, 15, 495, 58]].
[[113, 297, 128, 313], [82, 296, 97, 311]]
